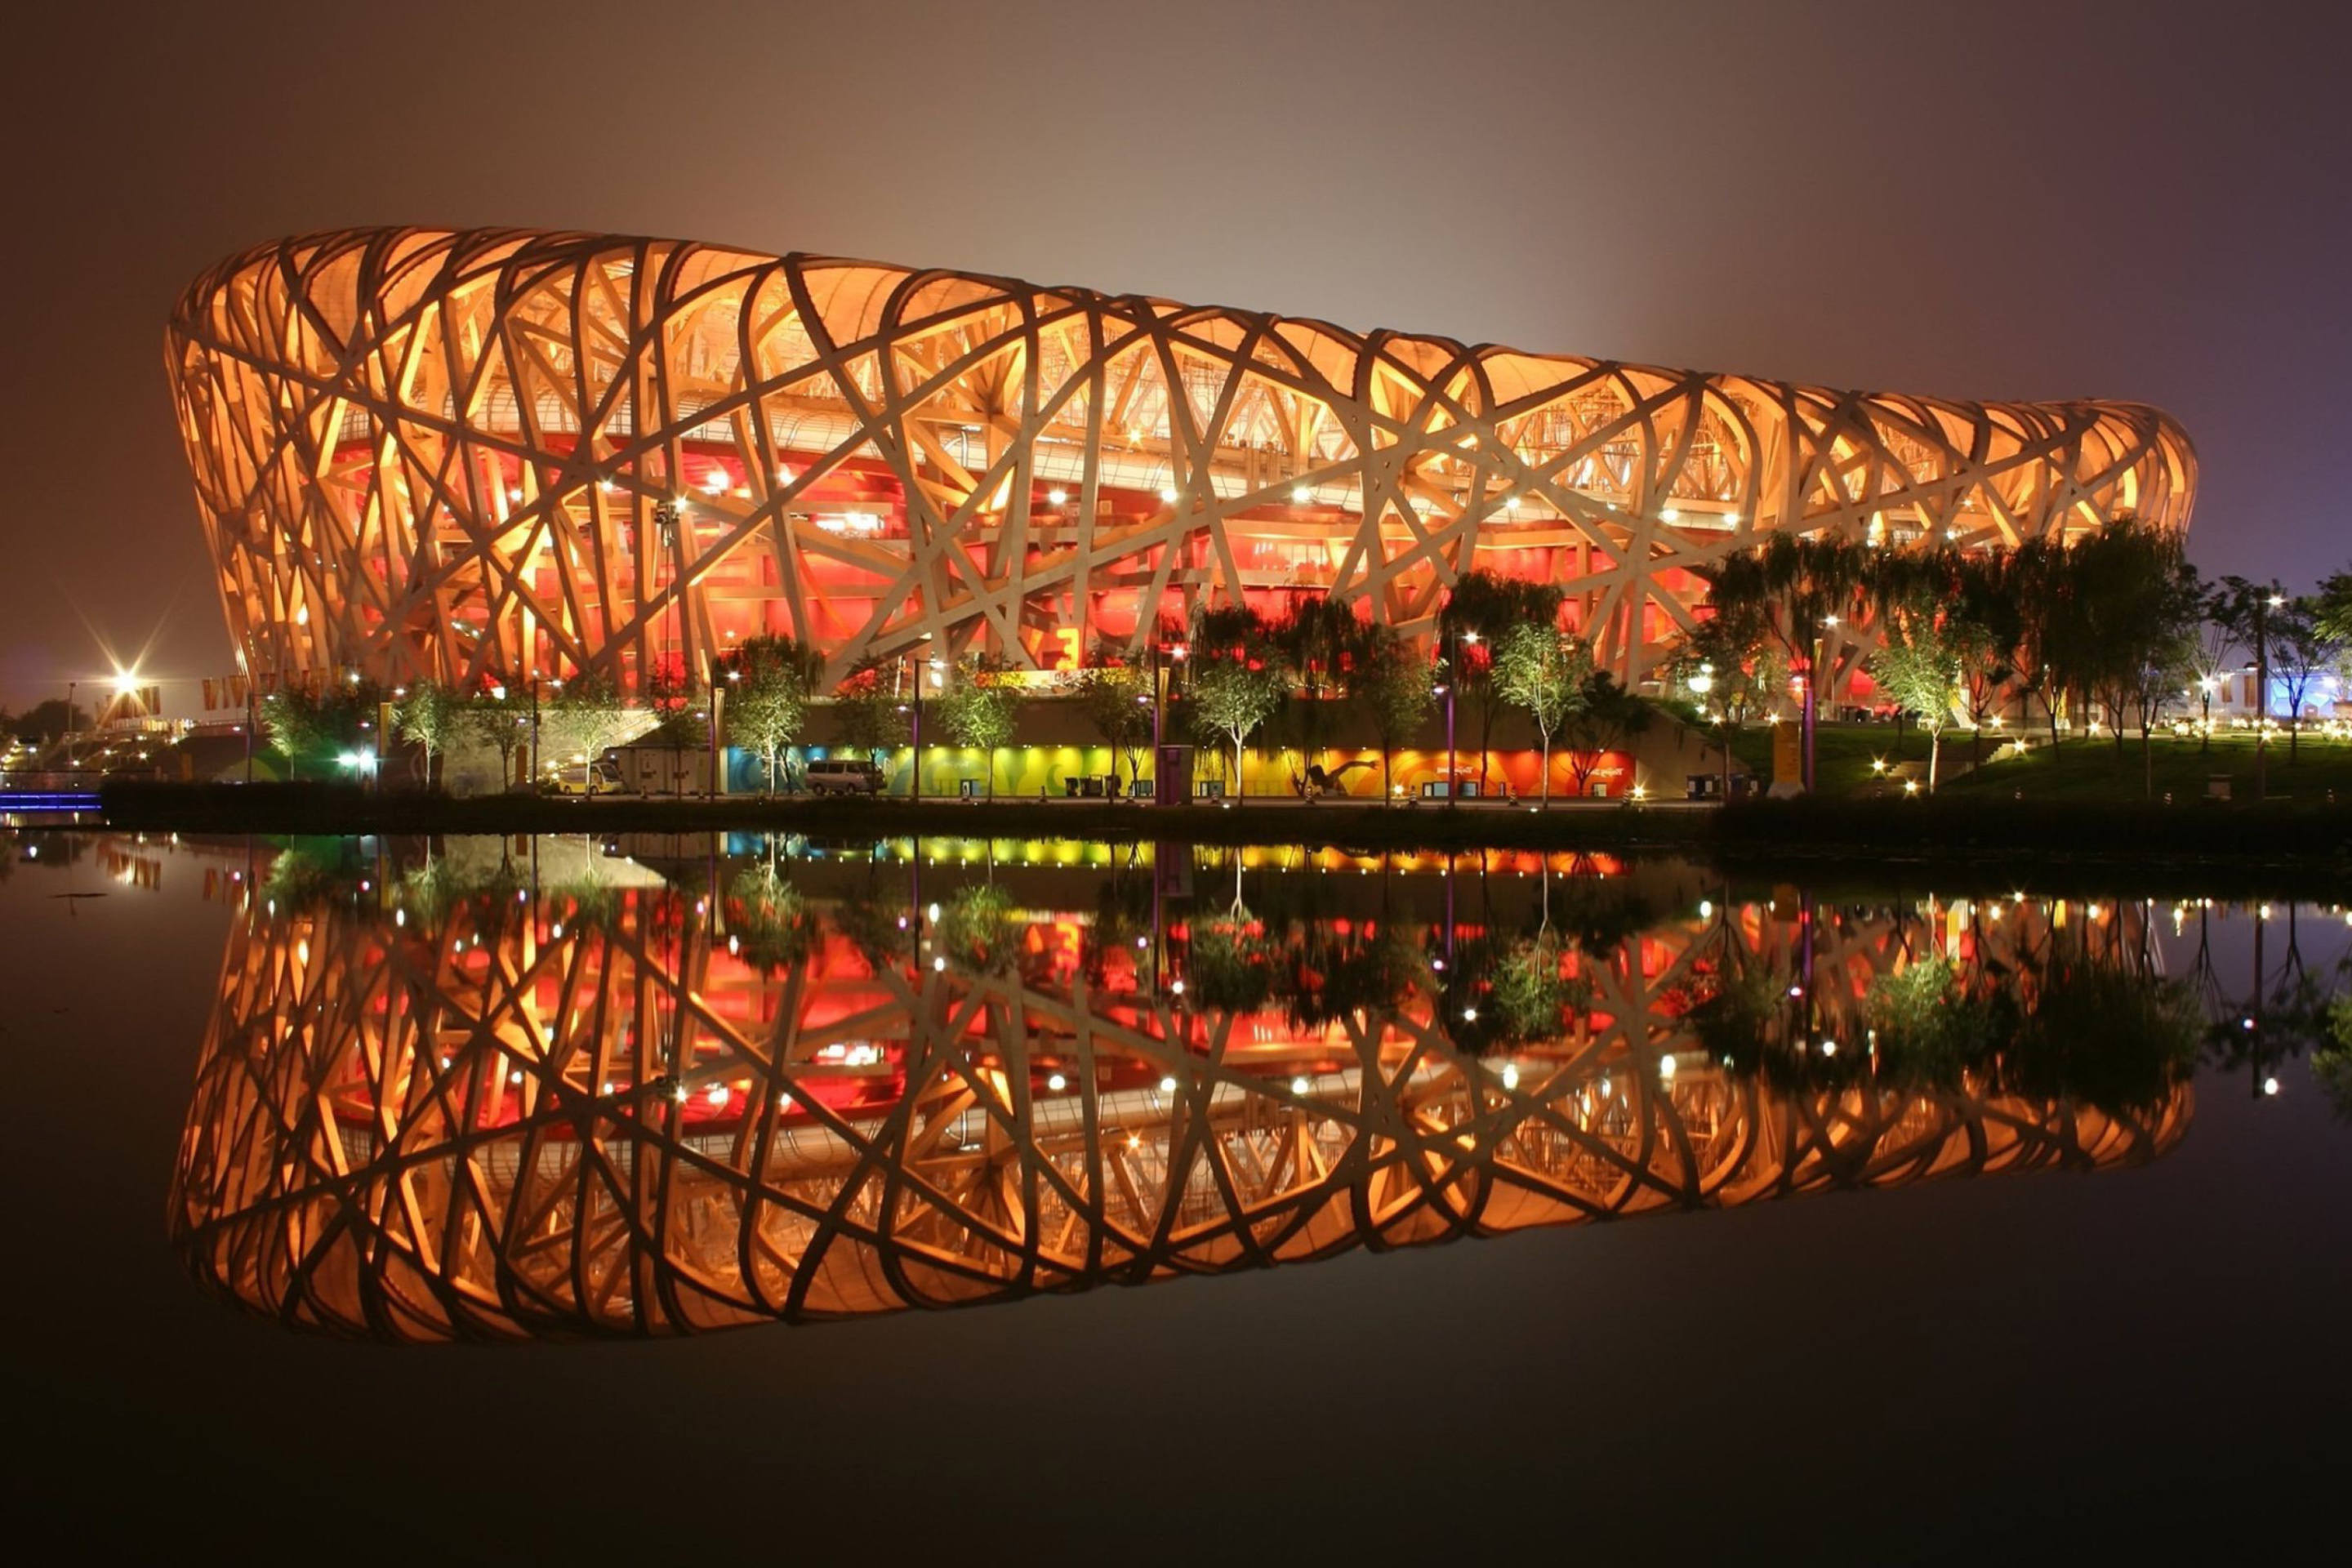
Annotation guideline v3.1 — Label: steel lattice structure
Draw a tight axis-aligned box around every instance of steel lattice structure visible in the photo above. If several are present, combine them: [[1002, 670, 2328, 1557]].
[[172, 869, 2189, 1342], [168, 229, 2195, 697]]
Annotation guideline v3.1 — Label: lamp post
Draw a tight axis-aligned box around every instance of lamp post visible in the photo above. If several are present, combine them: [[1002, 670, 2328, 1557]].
[[1152, 639, 1186, 804], [1434, 671, 1454, 807], [1435, 626, 1476, 806], [710, 658, 734, 797], [1687, 662, 1722, 798], [898, 645, 942, 803], [2251, 592, 2278, 799], [1806, 614, 1841, 794]]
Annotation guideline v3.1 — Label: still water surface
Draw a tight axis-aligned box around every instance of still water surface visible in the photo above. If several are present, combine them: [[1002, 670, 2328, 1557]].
[[6, 830, 2348, 1555]]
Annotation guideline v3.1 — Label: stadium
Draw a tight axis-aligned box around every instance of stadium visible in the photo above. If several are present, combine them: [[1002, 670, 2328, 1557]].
[[167, 227, 2196, 702]]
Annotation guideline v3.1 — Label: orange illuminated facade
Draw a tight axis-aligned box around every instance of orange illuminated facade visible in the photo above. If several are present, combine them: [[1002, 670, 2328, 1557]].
[[173, 853, 2189, 1342], [168, 228, 2196, 698]]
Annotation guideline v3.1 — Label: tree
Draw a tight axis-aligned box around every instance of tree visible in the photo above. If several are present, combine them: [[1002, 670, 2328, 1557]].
[[1272, 592, 1363, 777], [1560, 670, 1652, 797], [2069, 520, 2198, 785], [2187, 572, 2252, 754], [5, 698, 88, 745], [540, 672, 647, 788], [390, 679, 463, 790], [1868, 611, 1964, 791], [262, 678, 383, 779], [2011, 534, 2082, 753], [1668, 604, 1785, 797], [457, 688, 531, 786], [644, 649, 694, 717], [1185, 604, 1290, 798], [726, 859, 816, 973], [2312, 566, 2352, 647], [1439, 569, 1566, 793], [1076, 654, 1153, 791], [1941, 550, 2026, 765], [935, 655, 1018, 798], [1352, 624, 1432, 804], [2265, 599, 2341, 761], [1700, 533, 1868, 791], [1491, 622, 1592, 804], [834, 658, 912, 769], [719, 635, 823, 793]]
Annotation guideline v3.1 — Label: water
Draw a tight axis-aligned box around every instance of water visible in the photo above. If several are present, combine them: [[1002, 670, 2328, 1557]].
[[6, 829, 2349, 1556]]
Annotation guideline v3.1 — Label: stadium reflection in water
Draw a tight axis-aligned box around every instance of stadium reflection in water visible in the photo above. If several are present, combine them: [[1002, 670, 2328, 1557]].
[[172, 838, 2197, 1343]]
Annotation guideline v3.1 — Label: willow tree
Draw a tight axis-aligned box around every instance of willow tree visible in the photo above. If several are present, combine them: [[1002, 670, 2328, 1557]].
[[1439, 569, 1566, 793], [1273, 592, 1363, 777], [1701, 534, 1868, 791], [1491, 622, 1592, 804], [1668, 602, 1785, 797], [1354, 624, 1434, 804]]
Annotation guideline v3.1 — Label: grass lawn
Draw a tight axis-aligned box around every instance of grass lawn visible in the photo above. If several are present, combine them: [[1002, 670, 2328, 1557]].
[[1724, 721, 1940, 795], [1726, 722, 2352, 801], [1940, 730, 2352, 801]]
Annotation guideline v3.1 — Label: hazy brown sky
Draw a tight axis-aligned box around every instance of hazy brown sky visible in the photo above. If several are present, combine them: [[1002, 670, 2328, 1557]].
[[3, 0, 2346, 707]]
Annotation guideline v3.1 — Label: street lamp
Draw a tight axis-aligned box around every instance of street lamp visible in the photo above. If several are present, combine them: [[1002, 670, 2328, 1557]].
[[1152, 639, 1185, 803], [2256, 590, 2284, 802], [1433, 673, 1453, 805], [898, 646, 945, 803], [1687, 662, 1726, 798], [1435, 626, 1477, 804]]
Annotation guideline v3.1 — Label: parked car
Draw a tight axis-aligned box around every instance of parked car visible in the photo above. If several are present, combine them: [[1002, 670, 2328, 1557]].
[[808, 758, 884, 795]]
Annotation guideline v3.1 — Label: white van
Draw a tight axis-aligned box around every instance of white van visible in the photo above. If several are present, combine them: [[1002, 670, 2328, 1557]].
[[808, 758, 884, 795]]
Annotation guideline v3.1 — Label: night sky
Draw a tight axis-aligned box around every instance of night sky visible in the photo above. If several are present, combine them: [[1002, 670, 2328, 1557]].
[[7, 0, 2348, 709]]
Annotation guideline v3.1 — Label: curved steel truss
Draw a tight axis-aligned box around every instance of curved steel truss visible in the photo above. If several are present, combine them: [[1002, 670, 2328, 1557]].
[[172, 863, 2189, 1342], [168, 229, 2195, 696]]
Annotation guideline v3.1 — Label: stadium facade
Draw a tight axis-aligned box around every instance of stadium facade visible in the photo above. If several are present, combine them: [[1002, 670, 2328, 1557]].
[[168, 228, 2195, 700]]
